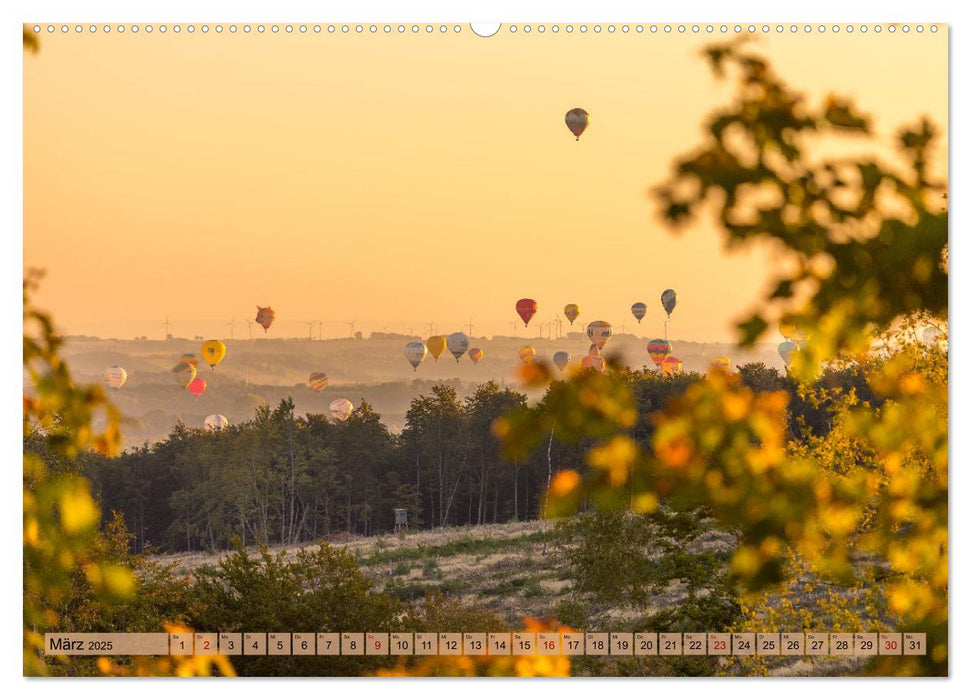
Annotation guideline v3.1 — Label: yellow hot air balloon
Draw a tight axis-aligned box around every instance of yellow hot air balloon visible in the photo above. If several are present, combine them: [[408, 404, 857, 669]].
[[426, 335, 447, 362], [779, 320, 797, 341], [710, 356, 731, 373], [201, 340, 227, 370], [518, 345, 536, 364], [103, 365, 127, 390], [563, 304, 580, 326]]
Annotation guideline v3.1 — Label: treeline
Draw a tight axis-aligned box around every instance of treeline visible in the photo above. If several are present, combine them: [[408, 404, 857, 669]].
[[68, 365, 875, 553]]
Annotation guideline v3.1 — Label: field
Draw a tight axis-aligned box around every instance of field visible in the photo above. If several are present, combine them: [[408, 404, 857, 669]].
[[154, 519, 865, 676]]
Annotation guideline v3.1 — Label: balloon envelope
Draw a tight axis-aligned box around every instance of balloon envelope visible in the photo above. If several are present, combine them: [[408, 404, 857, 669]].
[[516, 298, 538, 327], [172, 362, 197, 388], [631, 302, 647, 323], [647, 339, 672, 366], [563, 304, 580, 325], [103, 365, 127, 390], [661, 356, 683, 376], [329, 398, 354, 421], [204, 414, 228, 431], [404, 341, 428, 370], [308, 372, 329, 392], [586, 321, 613, 350], [201, 340, 227, 369], [255, 306, 275, 332], [565, 107, 589, 140], [187, 376, 207, 398], [581, 355, 606, 372], [446, 332, 470, 361], [710, 356, 731, 373], [661, 289, 678, 317], [778, 340, 798, 366], [553, 351, 571, 371], [180, 353, 199, 367], [922, 326, 943, 346], [469, 347, 484, 365], [426, 336, 447, 361], [518, 345, 536, 364]]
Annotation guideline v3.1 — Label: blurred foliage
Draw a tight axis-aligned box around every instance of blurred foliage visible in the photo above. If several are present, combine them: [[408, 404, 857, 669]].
[[496, 43, 947, 676], [655, 40, 947, 372], [24, 274, 234, 676]]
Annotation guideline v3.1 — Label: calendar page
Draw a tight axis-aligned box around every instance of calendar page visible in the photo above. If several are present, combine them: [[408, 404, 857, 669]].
[[20, 7, 949, 682]]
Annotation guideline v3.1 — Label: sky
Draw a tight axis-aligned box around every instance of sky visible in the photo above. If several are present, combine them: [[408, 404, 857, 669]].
[[23, 25, 947, 342]]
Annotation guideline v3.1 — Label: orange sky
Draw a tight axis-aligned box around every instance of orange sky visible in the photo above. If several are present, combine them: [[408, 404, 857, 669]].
[[23, 26, 947, 342]]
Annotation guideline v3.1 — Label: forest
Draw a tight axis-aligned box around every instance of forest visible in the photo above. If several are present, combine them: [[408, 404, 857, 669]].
[[39, 364, 876, 554]]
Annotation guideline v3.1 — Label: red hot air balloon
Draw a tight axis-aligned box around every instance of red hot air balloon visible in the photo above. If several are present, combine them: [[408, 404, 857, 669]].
[[516, 298, 538, 327], [255, 306, 275, 332], [187, 376, 207, 398]]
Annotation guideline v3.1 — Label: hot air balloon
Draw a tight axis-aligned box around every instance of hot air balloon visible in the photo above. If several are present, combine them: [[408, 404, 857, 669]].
[[710, 356, 732, 373], [201, 340, 226, 370], [404, 341, 428, 371], [553, 351, 571, 371], [564, 304, 580, 326], [565, 107, 589, 140], [308, 372, 329, 392], [661, 289, 677, 318], [426, 335, 447, 362], [586, 321, 613, 350], [516, 298, 538, 327], [661, 356, 683, 376], [103, 366, 127, 391], [779, 320, 797, 341], [204, 414, 229, 431], [180, 353, 199, 367], [581, 355, 606, 372], [329, 398, 353, 422], [778, 340, 798, 366], [171, 361, 197, 388], [446, 332, 470, 362], [631, 302, 647, 324], [187, 376, 207, 398], [518, 345, 536, 364], [255, 306, 275, 332], [647, 339, 672, 367], [469, 348, 484, 365]]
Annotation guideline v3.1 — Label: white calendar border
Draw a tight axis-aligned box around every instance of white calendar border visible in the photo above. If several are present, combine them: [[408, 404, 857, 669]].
[[4, 0, 965, 698]]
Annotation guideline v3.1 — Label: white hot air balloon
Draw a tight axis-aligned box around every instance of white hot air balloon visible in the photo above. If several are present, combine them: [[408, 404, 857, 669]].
[[329, 398, 354, 422], [404, 341, 428, 371], [446, 332, 470, 362], [103, 365, 127, 391], [204, 414, 229, 431]]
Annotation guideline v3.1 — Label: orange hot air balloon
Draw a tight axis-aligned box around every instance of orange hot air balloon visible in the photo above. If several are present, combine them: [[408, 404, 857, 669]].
[[469, 348, 484, 365], [563, 304, 580, 325], [661, 356, 682, 376], [187, 376, 207, 398], [518, 345, 536, 364], [516, 298, 538, 327], [710, 356, 731, 373], [581, 355, 606, 372], [255, 306, 275, 332]]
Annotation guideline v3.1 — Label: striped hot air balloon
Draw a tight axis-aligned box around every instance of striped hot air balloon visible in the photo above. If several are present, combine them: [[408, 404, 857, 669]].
[[631, 302, 647, 323], [661, 356, 682, 376], [309, 372, 329, 392], [172, 361, 197, 388], [647, 339, 672, 367], [518, 345, 536, 364]]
